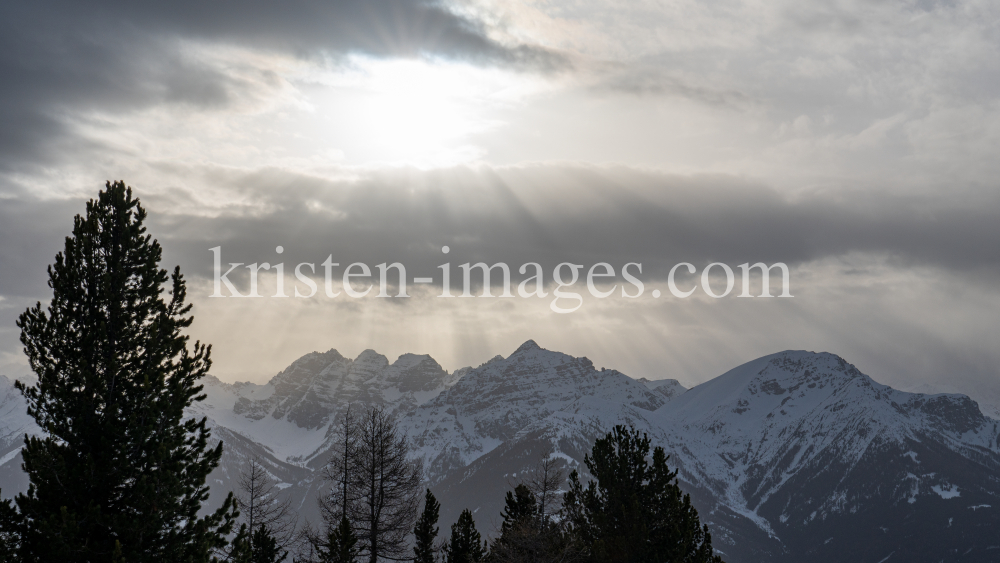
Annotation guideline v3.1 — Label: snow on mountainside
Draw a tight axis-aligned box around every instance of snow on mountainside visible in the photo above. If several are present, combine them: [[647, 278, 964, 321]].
[[899, 381, 1000, 420], [0, 375, 38, 495], [652, 351, 1000, 562], [404, 339, 668, 485], [2, 345, 1000, 562], [655, 351, 999, 516], [637, 376, 687, 400], [189, 348, 460, 467]]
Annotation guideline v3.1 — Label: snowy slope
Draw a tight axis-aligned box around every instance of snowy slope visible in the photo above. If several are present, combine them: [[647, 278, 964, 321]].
[[0, 375, 38, 496], [654, 351, 999, 518], [190, 349, 460, 466], [403, 340, 667, 485], [650, 351, 1000, 562], [637, 376, 687, 400]]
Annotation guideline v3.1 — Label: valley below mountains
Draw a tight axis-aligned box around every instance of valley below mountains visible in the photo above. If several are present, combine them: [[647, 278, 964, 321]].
[[2, 341, 1000, 562]]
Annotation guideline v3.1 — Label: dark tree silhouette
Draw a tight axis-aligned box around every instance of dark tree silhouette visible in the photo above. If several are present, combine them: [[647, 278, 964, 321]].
[[316, 516, 359, 563], [1, 181, 238, 562], [444, 509, 487, 563], [526, 452, 564, 531], [236, 455, 297, 557], [352, 407, 423, 563], [316, 406, 422, 563], [562, 425, 723, 563], [413, 489, 441, 563], [489, 478, 581, 563], [231, 524, 288, 563], [322, 406, 361, 524]]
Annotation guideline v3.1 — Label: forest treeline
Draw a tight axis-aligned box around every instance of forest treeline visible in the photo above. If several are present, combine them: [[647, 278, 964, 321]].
[[294, 408, 723, 563], [0, 182, 722, 563]]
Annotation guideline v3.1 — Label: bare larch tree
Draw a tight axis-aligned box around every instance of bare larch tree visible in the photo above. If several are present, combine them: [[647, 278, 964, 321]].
[[320, 404, 361, 524], [236, 455, 298, 557], [353, 406, 423, 563], [319, 406, 422, 563], [527, 449, 565, 531]]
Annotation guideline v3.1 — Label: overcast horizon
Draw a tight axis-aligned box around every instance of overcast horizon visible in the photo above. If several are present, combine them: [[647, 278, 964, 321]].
[[1, 0, 999, 404]]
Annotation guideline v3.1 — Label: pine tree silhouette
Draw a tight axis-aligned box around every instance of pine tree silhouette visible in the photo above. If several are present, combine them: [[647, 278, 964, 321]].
[[4, 181, 238, 561], [444, 509, 487, 563], [413, 489, 440, 563], [563, 425, 723, 563]]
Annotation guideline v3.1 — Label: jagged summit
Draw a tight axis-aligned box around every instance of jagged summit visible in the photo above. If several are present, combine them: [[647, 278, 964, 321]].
[[392, 353, 436, 369], [644, 348, 1000, 562], [405, 341, 666, 483], [226, 347, 457, 434], [354, 348, 388, 365]]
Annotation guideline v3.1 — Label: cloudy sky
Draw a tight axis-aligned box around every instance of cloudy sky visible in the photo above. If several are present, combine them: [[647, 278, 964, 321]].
[[1, 0, 999, 402]]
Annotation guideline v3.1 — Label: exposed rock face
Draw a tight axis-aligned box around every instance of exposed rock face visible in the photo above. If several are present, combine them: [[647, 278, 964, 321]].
[[232, 348, 453, 430]]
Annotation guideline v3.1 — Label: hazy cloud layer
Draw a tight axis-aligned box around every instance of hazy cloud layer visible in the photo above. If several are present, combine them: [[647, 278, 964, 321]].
[[132, 165, 1000, 284], [2, 164, 999, 392], [3, 162, 998, 291]]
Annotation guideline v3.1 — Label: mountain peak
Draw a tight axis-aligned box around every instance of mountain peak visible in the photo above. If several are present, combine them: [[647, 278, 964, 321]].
[[392, 353, 436, 370], [513, 339, 542, 354], [354, 349, 389, 366]]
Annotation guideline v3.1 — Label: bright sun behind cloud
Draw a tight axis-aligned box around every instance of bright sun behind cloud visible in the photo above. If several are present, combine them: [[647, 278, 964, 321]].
[[306, 56, 545, 167]]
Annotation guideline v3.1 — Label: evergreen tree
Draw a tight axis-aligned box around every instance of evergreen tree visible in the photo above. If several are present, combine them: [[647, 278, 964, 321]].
[[316, 516, 359, 563], [231, 524, 287, 563], [488, 485, 540, 563], [498, 485, 537, 538], [413, 489, 440, 563], [562, 425, 723, 563], [250, 524, 288, 563], [489, 481, 582, 563], [444, 509, 487, 563], [229, 525, 253, 563], [4, 181, 238, 561], [0, 494, 19, 559]]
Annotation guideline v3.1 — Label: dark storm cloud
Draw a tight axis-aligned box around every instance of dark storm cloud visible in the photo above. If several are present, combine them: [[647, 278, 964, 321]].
[[0, 0, 564, 172], [121, 165, 1000, 289]]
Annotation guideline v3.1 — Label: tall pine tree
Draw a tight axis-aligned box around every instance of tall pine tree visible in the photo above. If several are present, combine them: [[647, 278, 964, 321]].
[[5, 181, 238, 562], [489, 482, 581, 563], [0, 496, 18, 559], [488, 484, 540, 563], [248, 524, 287, 563]]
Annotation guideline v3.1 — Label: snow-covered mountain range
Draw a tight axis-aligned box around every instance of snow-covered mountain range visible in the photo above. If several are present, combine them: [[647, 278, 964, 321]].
[[2, 342, 999, 562]]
